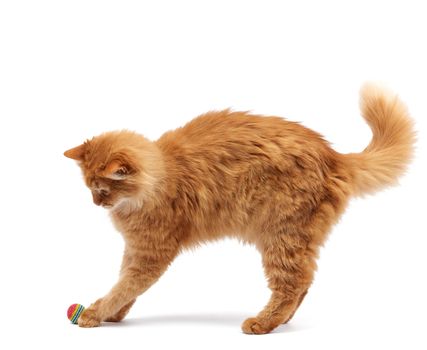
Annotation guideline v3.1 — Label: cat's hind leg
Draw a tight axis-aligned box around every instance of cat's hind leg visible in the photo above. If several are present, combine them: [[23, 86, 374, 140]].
[[282, 289, 308, 324], [242, 237, 316, 334]]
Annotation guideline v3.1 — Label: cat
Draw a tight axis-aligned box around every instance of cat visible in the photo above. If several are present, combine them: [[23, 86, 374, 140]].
[[64, 84, 414, 334]]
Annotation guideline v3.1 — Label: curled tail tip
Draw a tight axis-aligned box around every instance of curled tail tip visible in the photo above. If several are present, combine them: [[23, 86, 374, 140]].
[[359, 81, 391, 96], [359, 82, 402, 112], [349, 83, 416, 196], [359, 82, 415, 135]]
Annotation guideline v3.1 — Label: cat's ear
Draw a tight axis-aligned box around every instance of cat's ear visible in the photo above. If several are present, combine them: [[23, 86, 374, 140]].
[[64, 144, 85, 160], [101, 159, 135, 180]]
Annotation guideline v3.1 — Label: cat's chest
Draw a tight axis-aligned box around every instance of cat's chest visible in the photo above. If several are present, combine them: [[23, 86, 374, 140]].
[[110, 208, 177, 243]]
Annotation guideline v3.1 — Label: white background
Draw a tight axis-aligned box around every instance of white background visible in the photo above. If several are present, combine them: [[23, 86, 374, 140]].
[[1, 1, 426, 349]]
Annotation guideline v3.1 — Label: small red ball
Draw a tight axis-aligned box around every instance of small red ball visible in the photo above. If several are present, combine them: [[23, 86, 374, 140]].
[[67, 303, 85, 324]]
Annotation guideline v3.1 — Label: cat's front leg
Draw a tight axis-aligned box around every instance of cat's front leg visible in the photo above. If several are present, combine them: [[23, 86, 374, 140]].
[[78, 298, 135, 326], [104, 299, 136, 322], [78, 249, 176, 328], [103, 247, 136, 322]]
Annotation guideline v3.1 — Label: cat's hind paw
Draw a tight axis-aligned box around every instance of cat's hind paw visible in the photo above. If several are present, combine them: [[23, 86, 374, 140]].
[[241, 317, 273, 335]]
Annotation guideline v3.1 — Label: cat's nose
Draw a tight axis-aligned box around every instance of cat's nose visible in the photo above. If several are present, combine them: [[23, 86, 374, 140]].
[[92, 192, 102, 206]]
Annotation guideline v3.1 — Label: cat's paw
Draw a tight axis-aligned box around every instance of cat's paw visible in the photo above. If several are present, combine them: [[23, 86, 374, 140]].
[[241, 317, 273, 335], [78, 308, 101, 328]]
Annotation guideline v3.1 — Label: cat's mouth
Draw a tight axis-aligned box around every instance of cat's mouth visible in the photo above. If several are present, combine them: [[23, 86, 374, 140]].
[[101, 203, 113, 209]]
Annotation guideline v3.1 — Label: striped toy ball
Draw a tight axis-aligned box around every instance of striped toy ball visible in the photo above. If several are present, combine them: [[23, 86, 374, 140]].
[[67, 304, 85, 324]]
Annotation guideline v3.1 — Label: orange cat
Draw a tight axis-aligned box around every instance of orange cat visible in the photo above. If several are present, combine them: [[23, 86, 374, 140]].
[[64, 84, 414, 334]]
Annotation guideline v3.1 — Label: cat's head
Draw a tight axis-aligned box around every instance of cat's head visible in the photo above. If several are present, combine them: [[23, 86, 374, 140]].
[[64, 130, 164, 211]]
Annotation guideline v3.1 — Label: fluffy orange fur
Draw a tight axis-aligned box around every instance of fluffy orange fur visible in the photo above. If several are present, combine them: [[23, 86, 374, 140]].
[[64, 84, 415, 334]]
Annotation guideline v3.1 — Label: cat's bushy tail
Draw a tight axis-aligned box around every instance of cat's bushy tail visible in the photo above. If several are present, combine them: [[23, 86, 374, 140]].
[[346, 84, 415, 196]]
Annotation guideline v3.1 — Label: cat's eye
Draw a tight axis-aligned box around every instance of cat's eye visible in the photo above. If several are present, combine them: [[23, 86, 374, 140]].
[[100, 189, 109, 197], [115, 168, 127, 176]]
